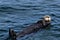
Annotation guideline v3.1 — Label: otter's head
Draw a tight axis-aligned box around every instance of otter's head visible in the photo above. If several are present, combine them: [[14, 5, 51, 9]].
[[44, 15, 51, 22], [43, 15, 51, 26]]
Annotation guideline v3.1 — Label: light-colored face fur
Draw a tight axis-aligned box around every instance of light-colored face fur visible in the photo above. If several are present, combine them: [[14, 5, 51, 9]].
[[44, 15, 51, 22], [43, 15, 51, 25]]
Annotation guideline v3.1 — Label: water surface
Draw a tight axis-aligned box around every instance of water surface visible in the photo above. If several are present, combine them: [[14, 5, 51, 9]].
[[0, 0, 60, 40]]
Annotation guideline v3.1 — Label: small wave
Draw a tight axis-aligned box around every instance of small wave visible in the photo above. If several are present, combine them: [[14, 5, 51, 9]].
[[0, 29, 7, 32], [48, 4, 60, 8], [4, 20, 17, 23]]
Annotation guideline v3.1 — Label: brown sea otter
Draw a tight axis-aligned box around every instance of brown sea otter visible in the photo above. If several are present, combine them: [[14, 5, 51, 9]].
[[9, 15, 51, 40]]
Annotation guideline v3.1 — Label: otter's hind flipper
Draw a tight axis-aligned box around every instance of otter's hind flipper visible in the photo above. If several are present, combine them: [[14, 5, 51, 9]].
[[9, 28, 16, 40]]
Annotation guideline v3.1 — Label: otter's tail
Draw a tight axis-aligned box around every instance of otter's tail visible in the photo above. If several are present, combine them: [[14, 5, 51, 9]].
[[9, 28, 17, 40]]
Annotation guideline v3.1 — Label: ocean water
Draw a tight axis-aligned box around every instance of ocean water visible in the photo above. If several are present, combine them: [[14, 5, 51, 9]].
[[0, 0, 60, 40]]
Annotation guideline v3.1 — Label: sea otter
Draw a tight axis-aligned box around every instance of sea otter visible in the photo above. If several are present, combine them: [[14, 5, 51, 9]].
[[9, 15, 51, 40]]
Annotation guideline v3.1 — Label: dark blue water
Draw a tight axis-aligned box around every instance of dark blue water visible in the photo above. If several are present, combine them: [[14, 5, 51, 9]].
[[0, 0, 60, 40]]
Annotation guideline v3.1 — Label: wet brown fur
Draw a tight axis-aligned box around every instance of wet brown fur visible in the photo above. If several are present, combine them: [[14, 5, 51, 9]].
[[9, 19, 50, 40]]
